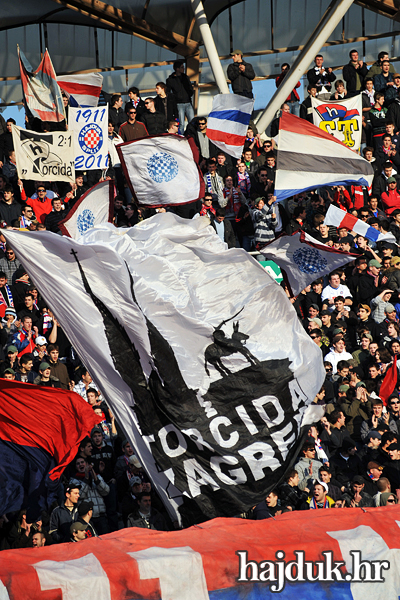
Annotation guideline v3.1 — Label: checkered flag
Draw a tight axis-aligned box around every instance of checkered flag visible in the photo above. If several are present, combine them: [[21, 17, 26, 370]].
[[260, 230, 357, 297], [117, 134, 205, 206]]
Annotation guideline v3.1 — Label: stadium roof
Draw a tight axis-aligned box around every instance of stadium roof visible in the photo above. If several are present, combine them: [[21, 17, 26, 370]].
[[0, 0, 400, 105]]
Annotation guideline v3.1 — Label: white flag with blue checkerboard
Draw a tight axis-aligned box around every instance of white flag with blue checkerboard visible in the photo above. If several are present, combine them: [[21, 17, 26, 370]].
[[117, 134, 205, 206], [260, 230, 357, 297], [58, 180, 114, 239]]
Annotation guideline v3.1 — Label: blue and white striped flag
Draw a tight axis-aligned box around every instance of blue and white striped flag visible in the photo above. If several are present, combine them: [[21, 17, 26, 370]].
[[206, 94, 254, 159]]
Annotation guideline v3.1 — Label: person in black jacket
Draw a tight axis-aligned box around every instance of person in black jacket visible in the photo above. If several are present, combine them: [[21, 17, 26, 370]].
[[154, 82, 178, 122], [109, 94, 126, 133], [124, 87, 146, 120], [44, 197, 69, 234], [211, 208, 236, 248], [166, 60, 194, 132], [0, 185, 21, 227], [343, 49, 368, 97], [307, 54, 336, 95], [141, 98, 168, 135], [227, 50, 255, 99]]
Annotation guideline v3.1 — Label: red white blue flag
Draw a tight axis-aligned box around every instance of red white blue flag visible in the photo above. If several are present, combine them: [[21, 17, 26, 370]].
[[58, 180, 114, 239], [206, 93, 254, 159], [57, 73, 103, 108], [325, 204, 397, 244], [0, 509, 399, 599], [274, 113, 374, 202], [18, 47, 65, 123]]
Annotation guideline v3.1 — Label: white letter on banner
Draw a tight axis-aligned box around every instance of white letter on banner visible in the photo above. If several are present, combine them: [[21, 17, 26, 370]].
[[183, 458, 220, 497], [128, 546, 210, 600], [33, 554, 111, 600], [238, 442, 280, 481], [209, 416, 239, 448], [159, 424, 187, 458]]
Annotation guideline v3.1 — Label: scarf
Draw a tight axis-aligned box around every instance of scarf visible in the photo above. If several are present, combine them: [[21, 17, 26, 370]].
[[42, 312, 53, 334], [309, 496, 330, 509], [199, 205, 216, 217], [363, 89, 375, 105], [223, 187, 241, 216], [237, 171, 251, 196], [205, 172, 223, 195], [0, 284, 14, 308], [20, 215, 32, 229]]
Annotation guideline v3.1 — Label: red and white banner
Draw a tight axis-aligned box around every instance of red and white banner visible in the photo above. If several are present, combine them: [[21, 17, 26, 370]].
[[57, 73, 103, 108], [59, 180, 114, 239], [260, 230, 357, 297], [1, 509, 400, 599]]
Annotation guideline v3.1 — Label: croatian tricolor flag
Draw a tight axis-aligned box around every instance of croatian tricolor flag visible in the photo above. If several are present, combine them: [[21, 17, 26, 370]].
[[275, 112, 374, 202], [325, 204, 397, 244], [57, 73, 103, 107], [206, 93, 254, 159]]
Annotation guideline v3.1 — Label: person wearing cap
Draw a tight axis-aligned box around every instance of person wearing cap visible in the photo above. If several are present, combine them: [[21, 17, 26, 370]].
[[358, 429, 382, 467], [2, 367, 15, 380], [227, 50, 255, 99], [307, 317, 322, 334], [342, 475, 374, 507], [357, 259, 385, 305], [69, 456, 110, 535], [362, 460, 384, 496], [307, 481, 335, 509], [0, 344, 19, 377], [69, 521, 88, 542], [76, 500, 98, 538], [295, 439, 323, 491], [33, 361, 61, 387], [121, 476, 144, 525], [49, 483, 80, 543], [383, 302, 399, 329], [32, 336, 49, 372], [371, 288, 395, 323], [381, 175, 400, 215]]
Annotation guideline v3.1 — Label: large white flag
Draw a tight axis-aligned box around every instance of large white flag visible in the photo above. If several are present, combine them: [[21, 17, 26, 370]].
[[58, 180, 114, 239], [260, 230, 357, 297], [12, 125, 75, 183], [311, 94, 362, 150], [4, 216, 324, 524], [117, 134, 205, 206]]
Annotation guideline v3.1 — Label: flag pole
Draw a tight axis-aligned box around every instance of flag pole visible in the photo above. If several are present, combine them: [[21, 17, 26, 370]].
[[191, 0, 230, 95], [254, 0, 354, 133]]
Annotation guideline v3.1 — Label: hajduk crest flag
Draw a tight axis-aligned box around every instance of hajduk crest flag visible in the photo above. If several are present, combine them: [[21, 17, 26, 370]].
[[325, 204, 397, 244], [117, 134, 205, 206], [69, 106, 109, 171], [206, 93, 254, 159], [12, 124, 75, 183], [58, 180, 114, 239], [4, 215, 324, 525], [57, 73, 103, 107], [274, 112, 374, 202], [260, 230, 358, 297], [312, 94, 363, 150], [18, 47, 65, 123]]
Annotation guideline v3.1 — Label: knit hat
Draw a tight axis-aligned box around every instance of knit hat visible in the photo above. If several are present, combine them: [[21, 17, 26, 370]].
[[129, 476, 142, 487], [369, 259, 381, 269], [4, 308, 16, 317]]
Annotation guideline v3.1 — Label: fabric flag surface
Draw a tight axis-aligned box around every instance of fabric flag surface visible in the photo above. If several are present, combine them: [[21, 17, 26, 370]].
[[0, 380, 100, 518], [325, 204, 397, 244], [58, 180, 114, 239], [379, 356, 398, 406], [57, 73, 103, 107], [4, 216, 324, 525], [1, 509, 400, 599], [260, 230, 358, 297], [18, 47, 65, 123], [69, 106, 109, 171], [274, 112, 374, 202], [117, 134, 205, 206], [312, 94, 363, 150], [12, 124, 75, 183], [206, 93, 254, 159]]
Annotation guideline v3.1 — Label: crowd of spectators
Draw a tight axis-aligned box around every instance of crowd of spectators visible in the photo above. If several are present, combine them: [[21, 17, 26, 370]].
[[2, 48, 400, 549]]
